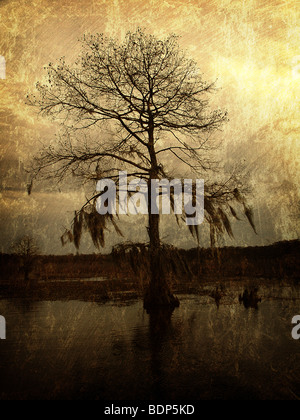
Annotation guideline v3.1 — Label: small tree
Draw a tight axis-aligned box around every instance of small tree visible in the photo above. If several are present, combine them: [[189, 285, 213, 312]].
[[12, 236, 39, 283], [29, 30, 255, 310]]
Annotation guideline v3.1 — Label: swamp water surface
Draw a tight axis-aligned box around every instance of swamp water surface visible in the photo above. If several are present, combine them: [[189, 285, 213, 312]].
[[0, 281, 299, 400]]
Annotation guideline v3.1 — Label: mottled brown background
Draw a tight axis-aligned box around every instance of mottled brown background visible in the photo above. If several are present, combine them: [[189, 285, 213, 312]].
[[0, 0, 299, 254]]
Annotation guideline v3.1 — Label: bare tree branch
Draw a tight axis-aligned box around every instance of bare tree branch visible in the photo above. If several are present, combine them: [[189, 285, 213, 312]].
[[29, 29, 254, 257]]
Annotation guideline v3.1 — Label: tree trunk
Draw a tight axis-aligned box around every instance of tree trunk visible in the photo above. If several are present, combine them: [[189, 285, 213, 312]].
[[143, 182, 180, 312], [143, 114, 179, 312]]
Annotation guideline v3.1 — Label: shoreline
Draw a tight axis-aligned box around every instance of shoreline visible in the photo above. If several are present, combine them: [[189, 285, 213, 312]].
[[0, 276, 298, 303]]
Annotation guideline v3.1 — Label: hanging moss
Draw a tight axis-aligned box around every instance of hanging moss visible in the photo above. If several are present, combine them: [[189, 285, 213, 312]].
[[60, 205, 123, 250]]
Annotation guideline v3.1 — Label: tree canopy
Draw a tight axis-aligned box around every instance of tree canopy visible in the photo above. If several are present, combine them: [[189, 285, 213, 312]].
[[29, 29, 255, 250]]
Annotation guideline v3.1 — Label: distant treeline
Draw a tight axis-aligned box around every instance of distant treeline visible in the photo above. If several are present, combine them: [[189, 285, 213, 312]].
[[0, 253, 113, 283], [0, 240, 299, 283], [183, 240, 300, 280]]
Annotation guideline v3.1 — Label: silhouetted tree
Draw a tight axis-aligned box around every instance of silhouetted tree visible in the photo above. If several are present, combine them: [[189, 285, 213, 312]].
[[29, 29, 255, 310], [11, 236, 39, 283]]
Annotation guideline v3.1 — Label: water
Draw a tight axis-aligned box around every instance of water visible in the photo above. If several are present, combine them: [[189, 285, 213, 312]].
[[0, 282, 300, 400], [38, 276, 109, 283]]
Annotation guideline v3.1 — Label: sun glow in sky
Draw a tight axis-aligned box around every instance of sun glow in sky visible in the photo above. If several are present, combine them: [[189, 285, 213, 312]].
[[0, 0, 299, 253]]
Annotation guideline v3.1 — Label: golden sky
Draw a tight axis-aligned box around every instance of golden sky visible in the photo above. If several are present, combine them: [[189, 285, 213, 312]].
[[0, 0, 299, 253]]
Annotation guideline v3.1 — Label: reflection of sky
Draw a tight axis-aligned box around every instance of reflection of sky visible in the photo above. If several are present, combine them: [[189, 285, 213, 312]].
[[0, 0, 299, 254], [0, 283, 299, 399]]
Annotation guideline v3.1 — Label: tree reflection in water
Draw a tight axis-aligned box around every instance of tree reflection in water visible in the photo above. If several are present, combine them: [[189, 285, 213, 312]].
[[148, 308, 174, 399]]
